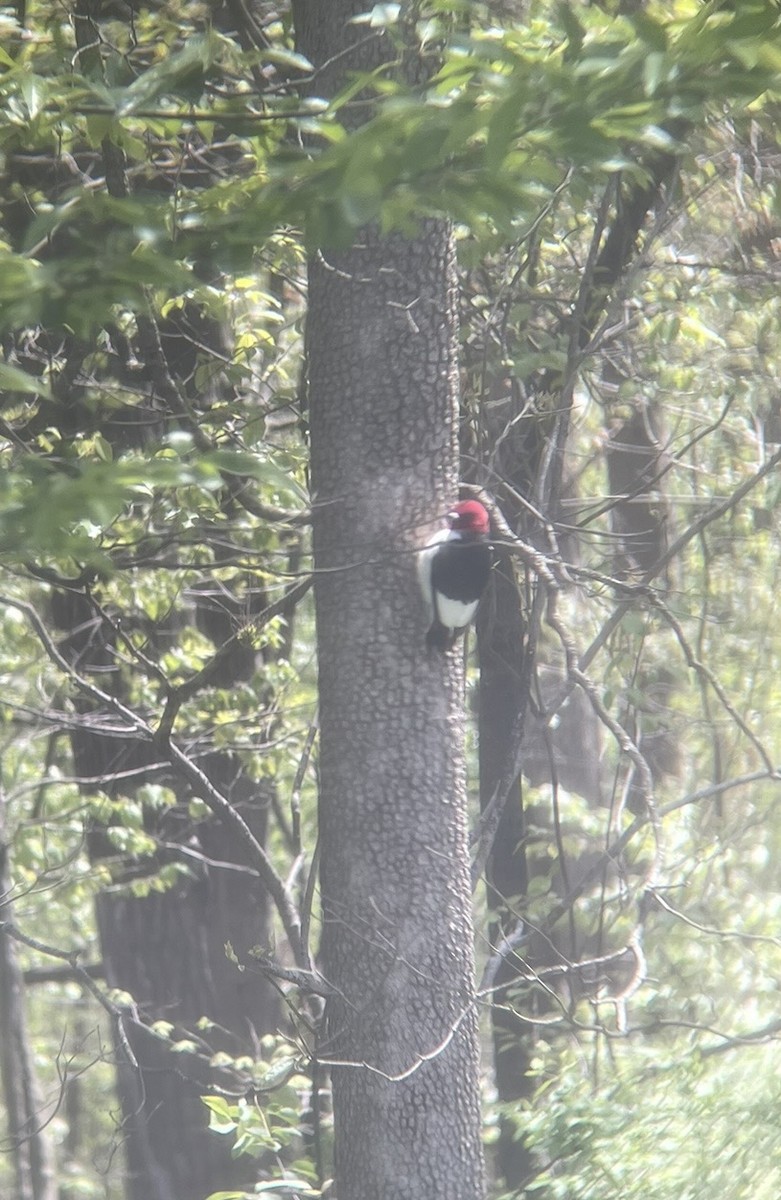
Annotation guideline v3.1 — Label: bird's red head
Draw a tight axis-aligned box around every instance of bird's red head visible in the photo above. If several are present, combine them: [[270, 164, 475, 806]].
[[447, 499, 490, 536]]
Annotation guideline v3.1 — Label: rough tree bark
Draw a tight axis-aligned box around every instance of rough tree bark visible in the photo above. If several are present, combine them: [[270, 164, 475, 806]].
[[295, 7, 484, 1198], [307, 223, 485, 1200]]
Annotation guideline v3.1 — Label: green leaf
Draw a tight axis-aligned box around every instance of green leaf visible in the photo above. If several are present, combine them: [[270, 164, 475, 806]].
[[255, 1182, 321, 1196], [18, 70, 43, 119], [350, 4, 400, 28], [202, 1096, 238, 1135], [205, 450, 307, 501], [558, 2, 585, 60], [116, 35, 217, 114], [256, 1056, 298, 1091], [261, 48, 313, 73], [0, 362, 51, 398]]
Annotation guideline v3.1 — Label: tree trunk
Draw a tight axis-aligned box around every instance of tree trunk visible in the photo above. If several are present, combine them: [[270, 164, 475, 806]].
[[0, 791, 59, 1200], [52, 585, 280, 1200], [307, 214, 485, 1200], [95, 782, 276, 1200], [470, 156, 676, 1189], [295, 10, 484, 1197], [476, 550, 533, 1189]]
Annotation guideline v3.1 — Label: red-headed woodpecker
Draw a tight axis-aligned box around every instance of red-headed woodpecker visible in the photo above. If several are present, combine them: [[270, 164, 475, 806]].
[[418, 499, 492, 652]]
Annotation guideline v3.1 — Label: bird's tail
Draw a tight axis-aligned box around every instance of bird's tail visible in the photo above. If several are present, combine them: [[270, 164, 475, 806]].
[[426, 621, 459, 653]]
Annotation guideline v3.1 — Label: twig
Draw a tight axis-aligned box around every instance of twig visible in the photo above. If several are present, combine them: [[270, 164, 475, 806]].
[[157, 577, 311, 741], [0, 593, 306, 967], [0, 921, 139, 1071], [290, 717, 318, 855]]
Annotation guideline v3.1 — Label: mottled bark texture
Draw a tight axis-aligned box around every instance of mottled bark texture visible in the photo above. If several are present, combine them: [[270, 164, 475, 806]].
[[308, 216, 484, 1200], [295, 23, 484, 1195], [298, 7, 484, 1196]]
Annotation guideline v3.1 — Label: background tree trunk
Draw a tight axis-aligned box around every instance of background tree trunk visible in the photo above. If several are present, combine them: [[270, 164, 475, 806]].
[[50, 589, 279, 1200], [94, 787, 276, 1200], [0, 791, 58, 1200], [470, 159, 677, 1189]]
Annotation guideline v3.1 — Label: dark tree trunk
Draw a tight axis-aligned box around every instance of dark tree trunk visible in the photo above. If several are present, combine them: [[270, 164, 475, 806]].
[[476, 548, 533, 1189], [607, 393, 679, 792], [0, 791, 59, 1200], [606, 399, 669, 581], [94, 777, 276, 1200], [40, 371, 284, 1200], [471, 157, 677, 1190], [51, 587, 280, 1200]]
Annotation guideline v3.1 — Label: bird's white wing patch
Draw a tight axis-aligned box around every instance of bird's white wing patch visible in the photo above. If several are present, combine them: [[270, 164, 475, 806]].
[[435, 594, 479, 632]]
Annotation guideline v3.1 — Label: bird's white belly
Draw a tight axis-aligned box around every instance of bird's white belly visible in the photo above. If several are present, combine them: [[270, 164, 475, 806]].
[[437, 595, 478, 631]]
